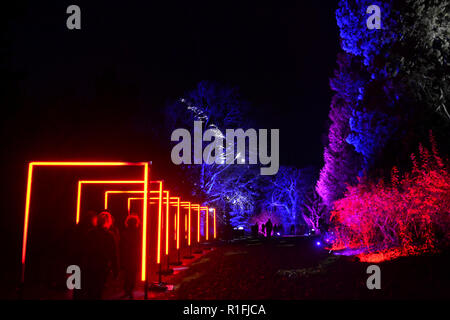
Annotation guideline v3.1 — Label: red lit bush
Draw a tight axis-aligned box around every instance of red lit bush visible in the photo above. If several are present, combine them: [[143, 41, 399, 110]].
[[330, 136, 450, 262]]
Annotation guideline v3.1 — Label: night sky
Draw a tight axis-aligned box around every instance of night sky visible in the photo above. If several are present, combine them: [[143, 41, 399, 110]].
[[0, 1, 339, 282]]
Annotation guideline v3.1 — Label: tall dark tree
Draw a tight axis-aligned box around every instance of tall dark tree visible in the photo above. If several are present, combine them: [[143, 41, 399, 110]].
[[318, 0, 450, 214]]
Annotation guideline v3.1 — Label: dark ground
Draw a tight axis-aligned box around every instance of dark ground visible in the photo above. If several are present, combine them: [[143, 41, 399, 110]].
[[9, 236, 450, 300], [159, 236, 449, 300]]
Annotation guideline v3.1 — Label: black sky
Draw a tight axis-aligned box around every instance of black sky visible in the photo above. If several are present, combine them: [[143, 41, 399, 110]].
[[2, 0, 339, 165], [0, 0, 339, 281]]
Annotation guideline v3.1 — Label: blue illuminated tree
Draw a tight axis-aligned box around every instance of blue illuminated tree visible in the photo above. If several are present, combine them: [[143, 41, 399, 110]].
[[318, 0, 450, 215], [264, 166, 316, 227], [165, 81, 260, 227]]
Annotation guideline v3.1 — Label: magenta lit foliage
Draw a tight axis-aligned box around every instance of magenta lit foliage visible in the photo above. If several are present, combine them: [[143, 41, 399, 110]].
[[316, 53, 364, 209], [318, 0, 402, 210], [330, 135, 450, 262]]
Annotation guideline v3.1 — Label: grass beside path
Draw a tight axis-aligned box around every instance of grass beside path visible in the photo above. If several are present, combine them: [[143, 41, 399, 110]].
[[161, 236, 449, 299]]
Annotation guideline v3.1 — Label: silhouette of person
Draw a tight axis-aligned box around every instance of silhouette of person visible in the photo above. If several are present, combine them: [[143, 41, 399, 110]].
[[262, 223, 266, 236], [251, 222, 258, 237], [266, 219, 273, 239], [225, 223, 233, 242], [121, 214, 140, 299], [110, 214, 120, 244], [84, 211, 119, 299]]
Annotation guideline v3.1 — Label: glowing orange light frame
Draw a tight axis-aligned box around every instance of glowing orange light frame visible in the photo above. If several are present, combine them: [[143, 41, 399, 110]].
[[129, 196, 182, 251], [77, 181, 144, 224], [21, 161, 149, 282], [180, 202, 192, 246], [76, 181, 152, 281], [104, 190, 145, 211], [200, 206, 209, 241], [164, 191, 170, 256], [78, 183, 172, 281], [172, 197, 181, 250], [149, 182, 164, 264], [190, 204, 201, 243], [212, 208, 217, 239], [127, 196, 143, 214], [102, 181, 164, 265]]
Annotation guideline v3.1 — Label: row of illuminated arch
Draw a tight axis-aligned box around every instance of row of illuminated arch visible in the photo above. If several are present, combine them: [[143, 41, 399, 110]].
[[21, 161, 216, 284]]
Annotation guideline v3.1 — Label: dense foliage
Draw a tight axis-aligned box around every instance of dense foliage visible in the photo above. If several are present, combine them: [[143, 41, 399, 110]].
[[318, 1, 450, 261], [331, 135, 450, 262], [318, 0, 450, 214]]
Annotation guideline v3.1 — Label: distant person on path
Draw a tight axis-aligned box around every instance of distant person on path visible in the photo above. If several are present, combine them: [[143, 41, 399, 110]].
[[251, 222, 258, 238], [84, 211, 119, 299], [261, 223, 266, 236], [121, 214, 140, 299], [110, 213, 121, 248], [265, 219, 273, 239], [225, 223, 233, 242]]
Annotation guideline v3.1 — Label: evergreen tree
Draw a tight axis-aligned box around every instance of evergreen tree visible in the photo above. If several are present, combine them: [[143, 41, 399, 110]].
[[318, 0, 450, 213]]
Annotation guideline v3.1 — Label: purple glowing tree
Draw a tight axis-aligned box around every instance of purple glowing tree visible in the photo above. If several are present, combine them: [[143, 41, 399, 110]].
[[316, 53, 364, 209]]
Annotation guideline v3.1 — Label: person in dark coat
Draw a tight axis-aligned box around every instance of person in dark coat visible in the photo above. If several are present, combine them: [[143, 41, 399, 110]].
[[290, 224, 295, 235], [121, 214, 141, 299], [265, 219, 273, 239], [251, 223, 258, 238], [84, 211, 119, 299]]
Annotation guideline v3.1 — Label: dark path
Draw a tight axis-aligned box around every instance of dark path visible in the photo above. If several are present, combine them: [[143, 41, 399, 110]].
[[160, 236, 449, 300], [161, 236, 326, 299]]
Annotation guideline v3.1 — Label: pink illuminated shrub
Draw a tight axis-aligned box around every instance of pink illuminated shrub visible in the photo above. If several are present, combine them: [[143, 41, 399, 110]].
[[330, 135, 450, 262]]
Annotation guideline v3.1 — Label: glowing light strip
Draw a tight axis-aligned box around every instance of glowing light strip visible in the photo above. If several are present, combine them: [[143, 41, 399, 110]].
[[29, 161, 145, 166], [164, 191, 170, 256], [142, 163, 149, 281], [213, 208, 216, 239], [200, 207, 209, 241], [174, 197, 180, 250], [174, 212, 177, 242], [150, 181, 163, 264], [190, 204, 200, 243], [21, 161, 148, 282], [105, 190, 144, 210], [22, 163, 34, 266], [185, 214, 188, 239], [127, 197, 143, 214], [131, 196, 181, 251], [180, 202, 191, 246]]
